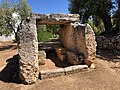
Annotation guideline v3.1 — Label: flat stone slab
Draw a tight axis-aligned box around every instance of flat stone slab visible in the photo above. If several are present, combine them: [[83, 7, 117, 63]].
[[38, 41, 62, 51], [112, 59, 120, 62], [40, 68, 65, 79], [40, 65, 88, 80], [31, 13, 80, 24]]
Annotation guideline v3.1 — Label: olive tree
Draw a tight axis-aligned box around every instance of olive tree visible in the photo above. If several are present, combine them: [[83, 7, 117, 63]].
[[0, 0, 31, 41]]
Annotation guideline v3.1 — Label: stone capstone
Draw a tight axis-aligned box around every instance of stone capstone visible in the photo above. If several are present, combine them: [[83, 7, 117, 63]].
[[32, 13, 80, 25], [18, 18, 39, 84]]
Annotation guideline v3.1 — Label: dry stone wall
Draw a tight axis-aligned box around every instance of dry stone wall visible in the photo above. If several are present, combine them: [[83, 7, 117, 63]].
[[96, 35, 120, 50]]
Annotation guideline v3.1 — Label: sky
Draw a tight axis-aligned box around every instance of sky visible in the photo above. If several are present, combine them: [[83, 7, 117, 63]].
[[27, 0, 69, 14]]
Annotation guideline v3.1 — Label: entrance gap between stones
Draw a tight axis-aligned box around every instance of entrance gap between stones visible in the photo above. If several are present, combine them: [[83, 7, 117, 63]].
[[37, 24, 71, 71]]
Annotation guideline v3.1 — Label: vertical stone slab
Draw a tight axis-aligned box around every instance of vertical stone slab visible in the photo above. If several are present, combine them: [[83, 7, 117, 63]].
[[18, 18, 39, 84], [59, 22, 97, 66], [84, 23, 97, 66]]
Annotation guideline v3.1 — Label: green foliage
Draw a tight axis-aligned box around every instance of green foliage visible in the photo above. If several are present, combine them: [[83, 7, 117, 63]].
[[112, 1, 120, 26], [88, 19, 99, 35], [0, 0, 31, 40], [46, 25, 60, 38], [68, 0, 113, 22], [17, 0, 31, 22], [37, 30, 53, 42], [37, 25, 52, 42], [68, 0, 118, 34], [88, 19, 105, 35], [37, 25, 59, 42], [0, 27, 12, 35]]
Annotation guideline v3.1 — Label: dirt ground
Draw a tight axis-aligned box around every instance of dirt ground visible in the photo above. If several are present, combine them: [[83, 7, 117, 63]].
[[0, 41, 120, 90]]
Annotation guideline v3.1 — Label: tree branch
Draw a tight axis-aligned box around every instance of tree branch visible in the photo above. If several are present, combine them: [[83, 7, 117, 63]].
[[7, 21, 16, 33]]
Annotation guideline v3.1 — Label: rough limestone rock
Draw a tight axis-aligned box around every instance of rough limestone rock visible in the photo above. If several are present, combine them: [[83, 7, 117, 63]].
[[38, 50, 46, 65], [55, 47, 66, 61], [38, 41, 62, 51], [38, 50, 46, 59], [32, 13, 80, 25], [59, 22, 97, 66], [18, 18, 39, 84], [96, 35, 120, 50], [66, 51, 84, 65]]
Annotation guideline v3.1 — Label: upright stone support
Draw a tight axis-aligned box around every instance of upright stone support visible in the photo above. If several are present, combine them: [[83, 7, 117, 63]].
[[59, 22, 97, 66], [18, 18, 39, 84]]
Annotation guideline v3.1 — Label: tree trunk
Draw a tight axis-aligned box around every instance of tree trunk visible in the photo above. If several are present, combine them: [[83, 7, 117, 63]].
[[101, 13, 112, 34], [82, 13, 89, 23], [15, 32, 18, 41], [118, 0, 120, 34]]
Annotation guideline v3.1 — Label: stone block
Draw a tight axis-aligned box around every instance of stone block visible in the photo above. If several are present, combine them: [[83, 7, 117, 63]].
[[38, 50, 46, 65], [40, 68, 65, 80], [64, 67, 73, 75], [38, 50, 46, 59], [59, 22, 97, 66], [71, 65, 88, 73], [66, 51, 84, 65], [32, 13, 80, 24], [38, 41, 62, 51], [55, 48, 67, 61]]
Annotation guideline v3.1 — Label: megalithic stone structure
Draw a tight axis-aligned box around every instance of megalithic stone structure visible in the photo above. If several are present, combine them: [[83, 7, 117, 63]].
[[18, 13, 97, 84]]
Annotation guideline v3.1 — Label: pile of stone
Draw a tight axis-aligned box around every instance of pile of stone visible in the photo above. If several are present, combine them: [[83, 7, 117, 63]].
[[96, 35, 120, 50]]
